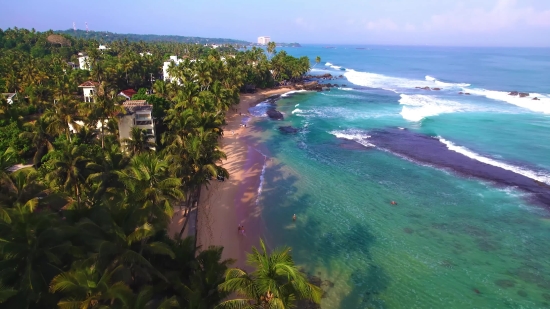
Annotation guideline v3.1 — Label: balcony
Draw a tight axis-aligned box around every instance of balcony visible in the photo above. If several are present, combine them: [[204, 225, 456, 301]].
[[135, 120, 153, 126]]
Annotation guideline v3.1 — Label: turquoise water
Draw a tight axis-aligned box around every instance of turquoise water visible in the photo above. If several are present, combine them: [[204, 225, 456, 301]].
[[250, 46, 550, 308]]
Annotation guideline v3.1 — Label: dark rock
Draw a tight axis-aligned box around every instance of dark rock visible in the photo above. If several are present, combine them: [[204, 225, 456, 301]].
[[266, 109, 284, 120], [508, 91, 519, 96], [338, 75, 343, 78], [519, 92, 529, 97], [459, 92, 464, 94], [533, 97, 540, 100], [278, 126, 299, 134], [464, 93, 471, 95], [418, 86, 431, 90], [296, 81, 323, 91], [432, 87, 441, 91]]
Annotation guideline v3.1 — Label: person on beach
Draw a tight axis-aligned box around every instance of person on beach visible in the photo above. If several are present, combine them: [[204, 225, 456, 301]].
[[293, 214, 296, 221], [391, 201, 397, 205]]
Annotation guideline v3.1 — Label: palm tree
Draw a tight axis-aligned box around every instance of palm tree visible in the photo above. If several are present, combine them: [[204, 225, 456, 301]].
[[122, 127, 156, 156], [20, 117, 54, 166], [87, 145, 130, 203], [49, 264, 132, 309], [0, 203, 71, 308], [312, 56, 321, 69], [45, 141, 91, 208], [117, 153, 184, 227], [43, 98, 80, 142], [217, 239, 322, 309], [0, 148, 17, 186], [266, 42, 276, 60]]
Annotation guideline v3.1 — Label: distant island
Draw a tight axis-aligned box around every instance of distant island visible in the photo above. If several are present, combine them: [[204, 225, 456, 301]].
[[56, 29, 250, 45]]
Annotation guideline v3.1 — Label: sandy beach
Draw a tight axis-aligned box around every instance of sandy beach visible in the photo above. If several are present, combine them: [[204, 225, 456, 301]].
[[172, 87, 293, 268]]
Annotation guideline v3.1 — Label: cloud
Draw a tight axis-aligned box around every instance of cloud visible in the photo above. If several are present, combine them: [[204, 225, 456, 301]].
[[424, 0, 550, 32]]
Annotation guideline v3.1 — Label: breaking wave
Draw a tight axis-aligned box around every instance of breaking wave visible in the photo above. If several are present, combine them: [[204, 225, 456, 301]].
[[464, 88, 550, 114], [329, 129, 375, 147], [438, 137, 550, 185], [399, 94, 466, 122]]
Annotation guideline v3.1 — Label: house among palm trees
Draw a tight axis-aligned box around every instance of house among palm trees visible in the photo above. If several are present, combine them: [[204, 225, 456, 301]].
[[118, 89, 137, 101], [118, 100, 156, 151], [78, 52, 90, 70], [163, 56, 184, 82], [1, 92, 17, 104], [78, 81, 99, 102]]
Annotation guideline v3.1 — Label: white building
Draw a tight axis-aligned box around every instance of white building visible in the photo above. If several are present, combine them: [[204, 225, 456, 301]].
[[118, 100, 156, 150], [2, 93, 17, 104], [67, 62, 79, 70], [98, 44, 109, 50], [118, 89, 137, 101], [78, 55, 90, 70], [78, 81, 99, 102], [162, 55, 185, 82], [258, 36, 271, 45]]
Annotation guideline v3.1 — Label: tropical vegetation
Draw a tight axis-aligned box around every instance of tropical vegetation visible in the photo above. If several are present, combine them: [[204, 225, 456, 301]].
[[0, 27, 320, 308]]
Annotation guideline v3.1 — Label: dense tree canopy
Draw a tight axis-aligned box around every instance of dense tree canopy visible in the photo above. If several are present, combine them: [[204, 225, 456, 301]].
[[0, 27, 320, 309]]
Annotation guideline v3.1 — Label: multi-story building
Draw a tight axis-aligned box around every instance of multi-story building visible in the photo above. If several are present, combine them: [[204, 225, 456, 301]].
[[118, 100, 156, 150], [78, 81, 99, 102], [163, 55, 184, 82], [258, 36, 271, 45]]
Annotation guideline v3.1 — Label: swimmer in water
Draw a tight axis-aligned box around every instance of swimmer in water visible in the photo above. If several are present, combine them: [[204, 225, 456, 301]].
[[293, 214, 296, 221]]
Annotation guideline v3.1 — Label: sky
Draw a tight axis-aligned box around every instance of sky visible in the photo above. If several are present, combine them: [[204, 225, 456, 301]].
[[2, 0, 550, 46]]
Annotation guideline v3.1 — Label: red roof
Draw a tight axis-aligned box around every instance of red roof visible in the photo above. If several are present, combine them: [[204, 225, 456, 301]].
[[119, 89, 137, 98], [78, 81, 99, 87]]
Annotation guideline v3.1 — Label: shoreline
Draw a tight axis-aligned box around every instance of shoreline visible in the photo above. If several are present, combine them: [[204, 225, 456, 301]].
[[194, 87, 294, 268]]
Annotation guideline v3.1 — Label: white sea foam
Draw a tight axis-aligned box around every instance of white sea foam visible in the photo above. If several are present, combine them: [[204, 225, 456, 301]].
[[329, 129, 375, 147], [426, 75, 471, 87], [338, 87, 354, 91], [399, 94, 466, 122], [465, 88, 550, 114], [438, 137, 550, 185], [281, 89, 308, 97], [254, 148, 268, 205], [248, 101, 273, 117], [292, 108, 304, 114], [295, 104, 300, 107], [324, 62, 345, 70], [342, 67, 467, 92]]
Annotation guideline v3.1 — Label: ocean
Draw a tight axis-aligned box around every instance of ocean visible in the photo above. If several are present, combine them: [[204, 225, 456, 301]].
[[248, 45, 550, 308]]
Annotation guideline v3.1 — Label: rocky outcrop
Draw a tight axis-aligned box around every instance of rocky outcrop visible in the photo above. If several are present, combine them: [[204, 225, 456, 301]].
[[509, 91, 519, 96], [519, 92, 529, 97], [459, 92, 463, 94], [533, 97, 540, 100], [295, 81, 338, 92], [432, 88, 441, 91], [278, 126, 299, 134], [266, 109, 284, 120], [416, 86, 431, 90], [464, 93, 471, 95]]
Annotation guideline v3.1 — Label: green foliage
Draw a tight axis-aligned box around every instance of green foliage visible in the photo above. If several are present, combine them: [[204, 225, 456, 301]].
[[0, 27, 314, 309], [56, 29, 250, 45], [0, 122, 32, 162]]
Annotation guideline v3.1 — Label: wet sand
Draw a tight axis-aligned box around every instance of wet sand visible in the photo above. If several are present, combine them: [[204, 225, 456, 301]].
[[194, 87, 293, 268]]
